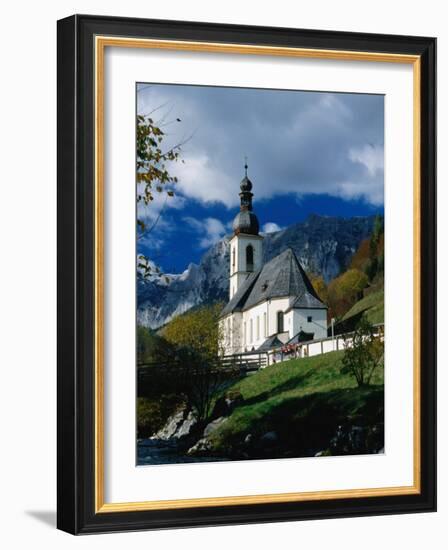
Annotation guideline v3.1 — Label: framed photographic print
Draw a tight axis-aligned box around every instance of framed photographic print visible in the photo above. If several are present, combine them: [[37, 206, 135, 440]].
[[57, 15, 436, 534]]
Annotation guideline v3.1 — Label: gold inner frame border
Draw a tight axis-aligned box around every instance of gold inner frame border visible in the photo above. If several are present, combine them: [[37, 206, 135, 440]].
[[94, 36, 421, 513]]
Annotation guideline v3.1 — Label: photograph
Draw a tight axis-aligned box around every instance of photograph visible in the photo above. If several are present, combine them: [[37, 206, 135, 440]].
[[0, 0, 441, 542], [53, 11, 436, 536], [136, 83, 385, 466]]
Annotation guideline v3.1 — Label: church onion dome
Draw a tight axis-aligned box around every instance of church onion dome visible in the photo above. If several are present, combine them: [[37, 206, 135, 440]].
[[240, 175, 253, 192], [232, 160, 259, 235], [232, 210, 260, 235]]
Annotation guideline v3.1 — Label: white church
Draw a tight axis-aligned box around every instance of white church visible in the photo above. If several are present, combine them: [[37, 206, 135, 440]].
[[219, 165, 328, 356]]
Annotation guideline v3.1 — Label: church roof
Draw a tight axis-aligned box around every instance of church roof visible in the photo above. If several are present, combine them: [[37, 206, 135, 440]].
[[257, 335, 284, 351], [232, 162, 260, 236], [220, 248, 327, 318], [285, 292, 327, 311], [232, 210, 259, 235], [220, 271, 259, 317], [285, 330, 316, 344]]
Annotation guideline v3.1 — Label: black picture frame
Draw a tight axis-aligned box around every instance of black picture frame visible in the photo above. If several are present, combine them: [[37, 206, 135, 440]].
[[57, 14, 436, 534]]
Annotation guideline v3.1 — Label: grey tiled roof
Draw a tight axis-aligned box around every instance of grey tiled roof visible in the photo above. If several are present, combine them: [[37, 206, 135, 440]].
[[220, 271, 259, 317], [232, 210, 259, 235], [220, 248, 327, 318], [257, 335, 284, 351], [286, 330, 316, 344], [285, 292, 327, 311]]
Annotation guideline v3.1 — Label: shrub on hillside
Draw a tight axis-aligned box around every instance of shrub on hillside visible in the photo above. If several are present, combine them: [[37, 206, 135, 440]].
[[349, 216, 384, 282], [341, 318, 384, 387], [309, 273, 328, 304], [349, 238, 371, 272], [327, 268, 369, 318]]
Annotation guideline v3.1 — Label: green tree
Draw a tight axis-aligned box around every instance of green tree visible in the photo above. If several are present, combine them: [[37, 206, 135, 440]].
[[162, 303, 224, 360], [341, 318, 384, 387], [327, 268, 369, 318], [137, 325, 177, 364], [349, 237, 371, 273], [161, 303, 235, 423], [136, 113, 181, 208], [136, 100, 186, 278], [366, 215, 384, 281], [308, 273, 328, 304]]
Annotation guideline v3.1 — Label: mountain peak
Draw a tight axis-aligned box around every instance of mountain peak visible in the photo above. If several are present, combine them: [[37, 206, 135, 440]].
[[137, 215, 376, 329]]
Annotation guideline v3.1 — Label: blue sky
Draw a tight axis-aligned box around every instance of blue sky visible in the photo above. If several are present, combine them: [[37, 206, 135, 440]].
[[137, 83, 384, 274]]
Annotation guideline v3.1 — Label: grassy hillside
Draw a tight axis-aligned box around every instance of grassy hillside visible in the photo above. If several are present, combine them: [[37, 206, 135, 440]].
[[342, 285, 384, 325], [200, 351, 384, 459], [316, 215, 384, 323]]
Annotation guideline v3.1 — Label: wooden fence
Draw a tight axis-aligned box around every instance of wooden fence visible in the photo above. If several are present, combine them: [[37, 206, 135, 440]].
[[137, 324, 383, 379], [137, 351, 267, 382]]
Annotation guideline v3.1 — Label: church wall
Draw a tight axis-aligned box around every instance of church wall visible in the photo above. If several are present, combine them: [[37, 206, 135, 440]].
[[229, 234, 263, 298], [285, 310, 295, 339], [265, 297, 294, 338], [230, 273, 250, 299], [230, 233, 263, 274], [241, 297, 293, 351], [231, 313, 243, 354], [219, 313, 243, 355], [290, 308, 328, 340], [221, 303, 328, 355]]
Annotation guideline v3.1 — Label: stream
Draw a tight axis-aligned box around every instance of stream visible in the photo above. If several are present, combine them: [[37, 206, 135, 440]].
[[137, 439, 225, 465]]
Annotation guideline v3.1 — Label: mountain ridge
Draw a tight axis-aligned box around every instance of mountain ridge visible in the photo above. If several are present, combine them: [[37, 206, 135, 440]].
[[137, 214, 377, 329]]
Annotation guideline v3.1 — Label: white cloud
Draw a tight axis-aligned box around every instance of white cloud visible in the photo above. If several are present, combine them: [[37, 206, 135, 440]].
[[337, 180, 384, 206], [261, 222, 283, 234], [183, 216, 227, 248], [137, 85, 384, 208], [172, 153, 235, 205], [137, 232, 165, 252], [319, 93, 353, 119], [349, 144, 384, 177], [137, 183, 186, 220]]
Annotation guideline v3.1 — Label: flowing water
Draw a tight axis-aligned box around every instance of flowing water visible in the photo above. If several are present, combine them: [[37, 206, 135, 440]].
[[137, 439, 225, 465]]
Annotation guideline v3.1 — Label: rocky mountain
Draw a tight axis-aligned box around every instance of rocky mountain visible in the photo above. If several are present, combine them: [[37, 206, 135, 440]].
[[137, 214, 376, 329]]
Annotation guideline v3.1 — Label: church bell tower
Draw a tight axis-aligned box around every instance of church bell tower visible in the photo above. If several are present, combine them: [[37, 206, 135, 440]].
[[229, 162, 263, 299]]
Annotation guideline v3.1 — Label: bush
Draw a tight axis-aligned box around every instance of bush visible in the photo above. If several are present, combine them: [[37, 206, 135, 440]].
[[341, 318, 384, 387]]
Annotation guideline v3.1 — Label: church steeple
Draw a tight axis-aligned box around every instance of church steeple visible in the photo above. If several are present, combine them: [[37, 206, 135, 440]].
[[239, 160, 254, 212], [228, 162, 263, 299], [232, 161, 259, 236]]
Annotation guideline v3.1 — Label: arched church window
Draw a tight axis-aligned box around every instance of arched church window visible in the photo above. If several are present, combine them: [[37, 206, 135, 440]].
[[231, 247, 235, 272], [277, 311, 284, 333], [246, 244, 254, 272]]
